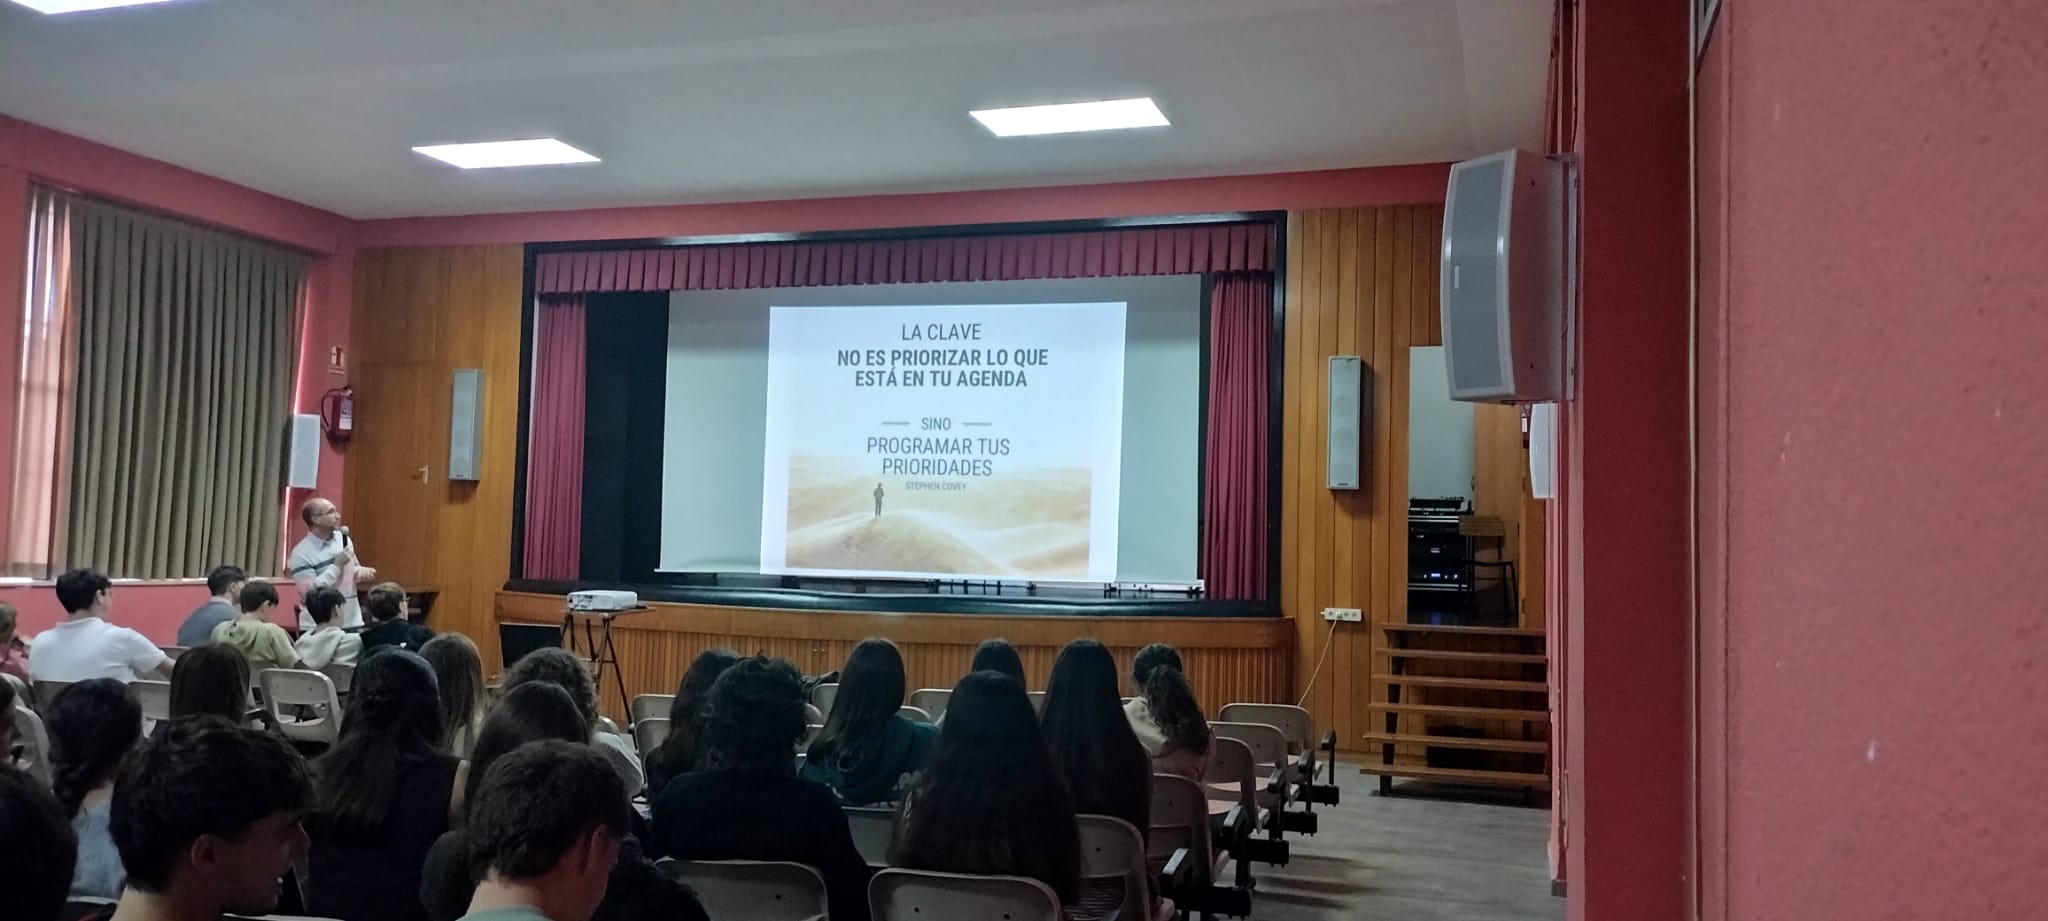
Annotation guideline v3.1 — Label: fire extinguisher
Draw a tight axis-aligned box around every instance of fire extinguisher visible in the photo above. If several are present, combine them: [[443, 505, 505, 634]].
[[320, 386, 355, 443]]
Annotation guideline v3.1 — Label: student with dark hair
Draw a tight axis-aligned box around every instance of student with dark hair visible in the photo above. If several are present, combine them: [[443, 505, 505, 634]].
[[1142, 665, 1211, 781], [421, 633, 488, 758], [458, 741, 632, 921], [49, 678, 143, 898], [29, 568, 172, 682], [109, 717, 313, 921], [800, 637, 936, 805], [295, 586, 363, 671], [968, 638, 1027, 686], [168, 644, 252, 725], [0, 765, 78, 921], [1123, 642, 1186, 754], [361, 582, 434, 654], [307, 650, 461, 921], [643, 647, 741, 795], [176, 566, 246, 649], [651, 656, 873, 921], [1042, 639, 1157, 920], [211, 581, 299, 672], [501, 647, 642, 793], [0, 601, 29, 684], [890, 671, 1080, 905]]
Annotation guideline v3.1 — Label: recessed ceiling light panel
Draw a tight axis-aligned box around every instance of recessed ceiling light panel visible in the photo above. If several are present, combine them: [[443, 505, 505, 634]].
[[969, 97, 1170, 137], [412, 138, 601, 170]]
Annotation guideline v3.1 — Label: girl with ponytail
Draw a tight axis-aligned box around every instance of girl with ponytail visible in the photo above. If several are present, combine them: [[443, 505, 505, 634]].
[[46, 677, 142, 898]]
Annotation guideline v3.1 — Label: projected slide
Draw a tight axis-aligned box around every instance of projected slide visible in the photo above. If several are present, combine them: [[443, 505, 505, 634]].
[[760, 303, 1127, 582]]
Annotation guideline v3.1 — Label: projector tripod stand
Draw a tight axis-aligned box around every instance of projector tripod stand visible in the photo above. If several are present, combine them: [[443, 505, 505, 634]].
[[560, 606, 645, 719]]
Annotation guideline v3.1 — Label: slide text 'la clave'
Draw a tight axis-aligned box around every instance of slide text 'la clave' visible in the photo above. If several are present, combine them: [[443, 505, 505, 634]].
[[902, 323, 982, 341]]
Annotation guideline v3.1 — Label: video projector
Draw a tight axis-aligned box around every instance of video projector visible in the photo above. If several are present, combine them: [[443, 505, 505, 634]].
[[566, 589, 640, 612]]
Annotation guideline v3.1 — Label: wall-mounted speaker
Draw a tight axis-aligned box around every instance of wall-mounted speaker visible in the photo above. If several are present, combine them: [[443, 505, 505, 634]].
[[449, 369, 483, 482], [286, 413, 320, 489], [1441, 149, 1568, 403], [1327, 356, 1364, 490], [1529, 401, 1557, 500]]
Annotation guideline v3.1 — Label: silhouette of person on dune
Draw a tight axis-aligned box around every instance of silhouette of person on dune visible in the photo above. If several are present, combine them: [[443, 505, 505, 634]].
[[873, 482, 885, 517]]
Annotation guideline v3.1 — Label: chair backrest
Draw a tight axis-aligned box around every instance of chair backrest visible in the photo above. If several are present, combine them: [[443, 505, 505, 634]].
[[844, 806, 896, 868], [159, 645, 189, 662], [11, 704, 52, 785], [896, 704, 933, 724], [133, 678, 173, 724], [869, 868, 1061, 921], [804, 702, 824, 724], [1204, 735, 1259, 814], [1149, 773, 1215, 886], [631, 693, 674, 726], [1218, 703, 1314, 754], [1210, 721, 1288, 772], [31, 680, 70, 711], [907, 688, 951, 719], [658, 859, 829, 921], [258, 669, 342, 744], [811, 682, 838, 717], [635, 717, 672, 759], [1027, 690, 1047, 715], [1079, 814, 1151, 920], [321, 663, 355, 695]]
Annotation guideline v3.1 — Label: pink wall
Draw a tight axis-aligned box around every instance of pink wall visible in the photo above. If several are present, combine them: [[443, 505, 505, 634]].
[[1696, 1, 2048, 918], [0, 116, 356, 643]]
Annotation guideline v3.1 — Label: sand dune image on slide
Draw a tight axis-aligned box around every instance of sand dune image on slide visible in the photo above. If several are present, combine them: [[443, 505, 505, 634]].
[[784, 453, 1091, 578]]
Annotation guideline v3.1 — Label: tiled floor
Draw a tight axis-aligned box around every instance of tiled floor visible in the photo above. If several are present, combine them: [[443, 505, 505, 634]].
[[1235, 763, 1563, 921]]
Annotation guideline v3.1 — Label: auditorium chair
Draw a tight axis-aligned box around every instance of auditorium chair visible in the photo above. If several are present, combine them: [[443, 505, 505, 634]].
[[1148, 774, 1251, 920], [907, 688, 951, 719], [1080, 814, 1175, 921], [631, 693, 673, 725], [896, 704, 934, 724], [134, 678, 172, 728], [811, 682, 838, 716], [1217, 702, 1339, 807], [634, 717, 671, 759], [868, 868, 1061, 921], [1203, 736, 1282, 875], [159, 645, 189, 661], [10, 701, 52, 785], [1211, 721, 1315, 840], [657, 858, 829, 921], [258, 669, 343, 746], [844, 806, 896, 868], [31, 679, 70, 710], [805, 702, 825, 724], [320, 663, 355, 696], [1028, 690, 1047, 714], [801, 722, 824, 750]]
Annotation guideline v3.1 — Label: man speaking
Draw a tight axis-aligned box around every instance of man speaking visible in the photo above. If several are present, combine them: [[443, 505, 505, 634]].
[[289, 497, 377, 629]]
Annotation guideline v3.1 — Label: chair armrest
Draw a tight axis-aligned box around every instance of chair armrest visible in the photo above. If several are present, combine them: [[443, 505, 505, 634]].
[[1319, 730, 1338, 752], [1160, 847, 1193, 892], [1264, 766, 1287, 796]]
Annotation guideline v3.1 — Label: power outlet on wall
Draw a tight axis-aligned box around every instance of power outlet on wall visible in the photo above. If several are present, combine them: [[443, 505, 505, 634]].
[[1322, 607, 1363, 622]]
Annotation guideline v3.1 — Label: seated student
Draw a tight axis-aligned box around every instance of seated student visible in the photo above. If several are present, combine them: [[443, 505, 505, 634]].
[[48, 678, 143, 899], [455, 741, 632, 921], [307, 650, 463, 921], [210, 582, 299, 673], [294, 587, 362, 671], [175, 566, 245, 649], [890, 671, 1080, 905], [105, 717, 313, 921], [650, 656, 873, 921], [1, 601, 32, 684], [969, 637, 1027, 686], [642, 648, 740, 796], [1122, 643, 1184, 755], [421, 633, 488, 759], [1141, 664, 1212, 782], [800, 638, 937, 805], [1040, 639, 1157, 920], [166, 644, 252, 728], [500, 648, 643, 794], [29, 569, 172, 683], [0, 764, 78, 921], [359, 582, 435, 655]]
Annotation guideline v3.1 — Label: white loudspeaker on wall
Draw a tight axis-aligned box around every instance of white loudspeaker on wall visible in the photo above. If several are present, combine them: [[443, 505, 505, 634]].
[[1327, 356, 1363, 490], [449, 369, 483, 482], [1440, 149, 1569, 403], [1528, 402, 1557, 500], [286, 413, 321, 489]]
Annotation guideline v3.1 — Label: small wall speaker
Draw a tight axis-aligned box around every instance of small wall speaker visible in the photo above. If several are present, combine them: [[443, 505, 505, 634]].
[[1529, 402, 1557, 500], [1327, 356, 1364, 490], [286, 413, 320, 489], [449, 369, 483, 482], [1441, 149, 1566, 403]]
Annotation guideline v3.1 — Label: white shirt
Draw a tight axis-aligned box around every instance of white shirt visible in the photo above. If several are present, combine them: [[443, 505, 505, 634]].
[[27, 616, 167, 683], [288, 530, 363, 629], [294, 625, 363, 671]]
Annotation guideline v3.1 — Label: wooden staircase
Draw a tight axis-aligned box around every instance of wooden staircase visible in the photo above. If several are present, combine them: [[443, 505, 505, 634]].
[[1361, 623, 1551, 794]]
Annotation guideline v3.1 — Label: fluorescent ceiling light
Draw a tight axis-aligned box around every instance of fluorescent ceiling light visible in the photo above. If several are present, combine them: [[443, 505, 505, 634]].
[[970, 97, 1169, 137], [412, 138, 600, 170], [9, 0, 181, 12]]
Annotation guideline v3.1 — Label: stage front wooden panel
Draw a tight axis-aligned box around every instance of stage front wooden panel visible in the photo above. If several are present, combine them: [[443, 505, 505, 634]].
[[497, 591, 1292, 722]]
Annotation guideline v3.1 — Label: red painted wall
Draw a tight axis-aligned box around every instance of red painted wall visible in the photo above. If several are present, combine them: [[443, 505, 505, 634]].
[[0, 116, 356, 643], [1696, 1, 2048, 918]]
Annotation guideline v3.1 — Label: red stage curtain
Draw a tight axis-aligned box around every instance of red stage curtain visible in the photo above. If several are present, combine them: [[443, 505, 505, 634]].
[[1200, 272, 1272, 600], [523, 296, 587, 580], [533, 223, 1275, 294]]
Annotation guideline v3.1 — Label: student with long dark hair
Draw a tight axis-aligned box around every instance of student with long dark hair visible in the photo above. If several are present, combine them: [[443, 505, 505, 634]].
[[643, 647, 741, 795], [307, 650, 461, 921], [48, 678, 142, 898], [968, 638, 1026, 686], [166, 643, 251, 725], [1041, 639, 1157, 920], [502, 647, 643, 792], [800, 638, 937, 805], [420, 633, 487, 758], [1142, 663, 1211, 781], [890, 671, 1079, 905], [1123, 642, 1185, 754], [0, 764, 78, 921]]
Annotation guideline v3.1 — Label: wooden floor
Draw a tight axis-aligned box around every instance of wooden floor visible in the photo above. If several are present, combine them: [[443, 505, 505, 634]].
[[1239, 762, 1562, 921]]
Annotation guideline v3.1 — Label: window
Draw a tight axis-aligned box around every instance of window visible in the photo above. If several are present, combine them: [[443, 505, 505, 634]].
[[7, 186, 306, 579]]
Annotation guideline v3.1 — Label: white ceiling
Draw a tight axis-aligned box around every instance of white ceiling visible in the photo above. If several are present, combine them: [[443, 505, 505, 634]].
[[0, 0, 1553, 219]]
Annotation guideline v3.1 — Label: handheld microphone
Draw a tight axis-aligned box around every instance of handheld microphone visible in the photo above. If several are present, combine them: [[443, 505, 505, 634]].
[[338, 524, 351, 547]]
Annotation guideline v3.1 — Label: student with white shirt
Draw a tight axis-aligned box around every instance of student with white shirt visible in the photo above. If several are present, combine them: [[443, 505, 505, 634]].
[[288, 497, 377, 630], [294, 587, 363, 671], [28, 568, 172, 683]]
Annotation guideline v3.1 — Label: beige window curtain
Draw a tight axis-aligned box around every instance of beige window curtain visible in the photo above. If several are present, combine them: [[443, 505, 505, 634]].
[[7, 186, 306, 579]]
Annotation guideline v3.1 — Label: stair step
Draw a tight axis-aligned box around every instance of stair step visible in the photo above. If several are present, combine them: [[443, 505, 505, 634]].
[[1358, 763, 1551, 787], [1359, 732, 1549, 754], [1385, 649, 1548, 665], [1381, 623, 1546, 639], [1367, 702, 1549, 722], [1374, 674, 1548, 692]]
